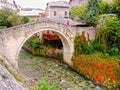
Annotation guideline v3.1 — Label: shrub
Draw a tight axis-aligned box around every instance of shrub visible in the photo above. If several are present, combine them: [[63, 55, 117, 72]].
[[56, 52, 63, 61], [96, 14, 120, 55], [1, 74, 8, 80], [34, 77, 59, 90], [69, 6, 87, 20], [99, 1, 110, 14], [74, 32, 95, 56], [110, 47, 119, 55], [72, 53, 120, 88], [115, 69, 120, 81], [80, 43, 94, 54], [91, 40, 101, 51]]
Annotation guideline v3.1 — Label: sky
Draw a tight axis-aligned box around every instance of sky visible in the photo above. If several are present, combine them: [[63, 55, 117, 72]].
[[8, 0, 69, 10]]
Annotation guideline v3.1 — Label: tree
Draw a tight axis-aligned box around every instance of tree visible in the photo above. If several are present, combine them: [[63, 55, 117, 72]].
[[21, 16, 29, 24], [112, 0, 120, 16], [96, 14, 120, 54], [109, 0, 120, 16], [69, 6, 87, 20], [84, 0, 101, 25], [0, 8, 29, 28], [99, 1, 110, 14], [0, 8, 12, 27]]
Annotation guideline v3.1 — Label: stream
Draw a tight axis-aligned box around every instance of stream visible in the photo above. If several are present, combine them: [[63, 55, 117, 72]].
[[18, 49, 108, 90]]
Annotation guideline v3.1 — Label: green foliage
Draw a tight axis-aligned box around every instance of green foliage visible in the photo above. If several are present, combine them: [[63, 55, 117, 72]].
[[56, 52, 63, 61], [91, 40, 101, 51], [29, 19, 36, 23], [0, 8, 12, 27], [96, 14, 120, 55], [115, 69, 120, 80], [34, 77, 59, 90], [83, 0, 100, 25], [0, 8, 23, 27], [21, 16, 29, 24], [26, 35, 49, 56], [99, 1, 110, 14], [1, 74, 8, 80], [84, 10, 99, 25], [31, 37, 40, 48], [74, 32, 94, 56], [110, 47, 119, 55], [0, 8, 30, 28], [69, 6, 87, 20], [80, 43, 94, 54], [107, 0, 120, 16], [111, 0, 120, 16], [26, 35, 41, 49]]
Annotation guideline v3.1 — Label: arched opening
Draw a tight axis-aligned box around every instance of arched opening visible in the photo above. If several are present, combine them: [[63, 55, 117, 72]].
[[16, 28, 73, 69], [20, 31, 63, 62], [15, 28, 73, 89]]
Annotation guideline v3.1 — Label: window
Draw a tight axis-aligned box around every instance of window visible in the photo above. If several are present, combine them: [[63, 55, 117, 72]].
[[65, 11, 67, 16], [54, 11, 57, 16]]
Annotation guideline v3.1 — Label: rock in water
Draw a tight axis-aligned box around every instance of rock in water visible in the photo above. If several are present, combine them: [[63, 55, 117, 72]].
[[96, 86, 101, 90], [0, 65, 27, 90], [60, 80, 67, 85]]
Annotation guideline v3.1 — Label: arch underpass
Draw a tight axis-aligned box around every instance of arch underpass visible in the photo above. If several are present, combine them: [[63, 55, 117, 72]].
[[0, 18, 74, 69]]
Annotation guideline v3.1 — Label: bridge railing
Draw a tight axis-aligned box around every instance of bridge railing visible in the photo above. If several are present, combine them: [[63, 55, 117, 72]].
[[0, 18, 75, 34], [38, 18, 77, 26]]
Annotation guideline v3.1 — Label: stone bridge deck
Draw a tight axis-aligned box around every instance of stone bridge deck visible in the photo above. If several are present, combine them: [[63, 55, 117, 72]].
[[0, 18, 95, 69]]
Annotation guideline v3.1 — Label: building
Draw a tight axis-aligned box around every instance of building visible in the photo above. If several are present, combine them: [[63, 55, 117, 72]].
[[45, 1, 69, 19], [43, 0, 77, 41], [20, 8, 44, 21], [69, 0, 87, 8], [0, 0, 21, 10]]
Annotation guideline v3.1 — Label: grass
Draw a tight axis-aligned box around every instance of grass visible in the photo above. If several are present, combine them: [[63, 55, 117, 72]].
[[1, 74, 8, 80], [34, 77, 59, 90]]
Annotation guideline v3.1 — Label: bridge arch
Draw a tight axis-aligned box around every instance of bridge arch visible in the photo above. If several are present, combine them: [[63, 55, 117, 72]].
[[16, 28, 73, 68], [0, 19, 74, 70]]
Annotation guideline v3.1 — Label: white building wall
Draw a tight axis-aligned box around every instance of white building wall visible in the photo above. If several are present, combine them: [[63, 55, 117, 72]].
[[20, 9, 44, 21], [48, 7, 69, 18], [46, 1, 70, 19], [69, 0, 87, 8]]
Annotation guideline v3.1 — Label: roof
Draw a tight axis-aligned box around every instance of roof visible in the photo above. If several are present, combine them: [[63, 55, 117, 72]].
[[21, 8, 43, 11], [47, 1, 69, 8], [19, 9, 44, 16]]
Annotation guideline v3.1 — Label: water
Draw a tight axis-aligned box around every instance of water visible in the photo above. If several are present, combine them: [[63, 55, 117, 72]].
[[18, 49, 108, 90]]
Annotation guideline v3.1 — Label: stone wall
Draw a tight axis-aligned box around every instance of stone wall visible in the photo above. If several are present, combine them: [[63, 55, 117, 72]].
[[76, 26, 95, 39], [0, 65, 27, 90], [71, 26, 95, 40]]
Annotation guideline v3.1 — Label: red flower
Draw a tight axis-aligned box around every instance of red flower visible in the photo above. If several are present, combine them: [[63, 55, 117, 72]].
[[94, 72, 106, 83]]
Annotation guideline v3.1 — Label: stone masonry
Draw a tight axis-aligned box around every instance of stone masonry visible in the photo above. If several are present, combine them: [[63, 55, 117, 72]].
[[0, 18, 95, 70]]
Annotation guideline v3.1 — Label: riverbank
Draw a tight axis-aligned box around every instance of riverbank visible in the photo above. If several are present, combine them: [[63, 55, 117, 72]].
[[18, 50, 108, 90]]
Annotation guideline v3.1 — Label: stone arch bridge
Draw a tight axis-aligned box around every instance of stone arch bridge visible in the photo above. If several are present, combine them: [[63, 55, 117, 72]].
[[0, 18, 95, 69]]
